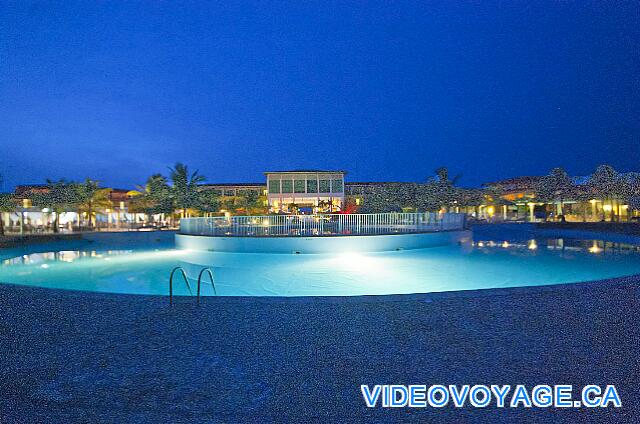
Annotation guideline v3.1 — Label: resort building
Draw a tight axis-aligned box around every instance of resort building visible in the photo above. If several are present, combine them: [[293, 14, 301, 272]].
[[4, 184, 148, 233], [2, 168, 639, 234], [265, 170, 345, 213], [200, 183, 266, 198], [482, 176, 542, 221], [484, 174, 640, 222]]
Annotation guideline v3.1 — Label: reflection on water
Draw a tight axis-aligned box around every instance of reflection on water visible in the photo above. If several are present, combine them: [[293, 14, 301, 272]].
[[2, 250, 134, 265], [6, 239, 639, 268], [1, 238, 640, 297], [470, 238, 640, 255]]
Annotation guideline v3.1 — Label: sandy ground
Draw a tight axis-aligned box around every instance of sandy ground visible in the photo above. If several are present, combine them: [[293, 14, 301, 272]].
[[0, 275, 638, 423]]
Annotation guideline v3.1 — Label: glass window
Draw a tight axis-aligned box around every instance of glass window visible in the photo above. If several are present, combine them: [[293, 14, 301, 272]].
[[282, 179, 293, 193], [268, 180, 280, 194], [294, 179, 305, 193], [306, 179, 318, 193], [319, 179, 330, 193], [332, 179, 343, 193]]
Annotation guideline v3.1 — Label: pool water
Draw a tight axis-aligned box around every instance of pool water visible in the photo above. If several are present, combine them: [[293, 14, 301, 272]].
[[2, 237, 640, 297]]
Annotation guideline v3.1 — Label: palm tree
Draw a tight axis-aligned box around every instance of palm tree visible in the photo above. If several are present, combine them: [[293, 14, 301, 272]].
[[169, 163, 206, 218], [433, 167, 461, 186], [197, 189, 221, 215], [76, 179, 113, 228], [130, 174, 174, 223], [0, 193, 17, 236], [427, 167, 462, 212], [31, 179, 79, 233]]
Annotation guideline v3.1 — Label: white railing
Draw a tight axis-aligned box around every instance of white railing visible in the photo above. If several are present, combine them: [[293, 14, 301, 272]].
[[179, 213, 466, 237]]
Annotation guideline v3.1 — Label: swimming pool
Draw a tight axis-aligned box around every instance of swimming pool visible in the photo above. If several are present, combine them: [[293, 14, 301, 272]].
[[2, 233, 640, 296]]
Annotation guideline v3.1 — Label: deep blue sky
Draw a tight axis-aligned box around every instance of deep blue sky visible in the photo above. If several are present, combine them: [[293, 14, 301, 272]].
[[1, 1, 638, 191]]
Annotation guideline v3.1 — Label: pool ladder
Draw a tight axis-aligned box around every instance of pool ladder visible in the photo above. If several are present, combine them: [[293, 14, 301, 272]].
[[169, 266, 217, 305]]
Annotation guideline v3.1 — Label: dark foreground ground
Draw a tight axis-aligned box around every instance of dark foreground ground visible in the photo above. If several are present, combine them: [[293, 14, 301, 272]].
[[0, 276, 639, 423]]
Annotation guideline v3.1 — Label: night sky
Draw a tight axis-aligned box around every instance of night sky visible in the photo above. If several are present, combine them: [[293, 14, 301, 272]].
[[1, 1, 638, 191]]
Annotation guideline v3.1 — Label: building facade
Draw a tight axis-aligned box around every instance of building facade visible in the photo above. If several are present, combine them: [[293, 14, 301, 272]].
[[3, 169, 639, 234], [265, 170, 345, 213], [484, 174, 640, 222], [3, 185, 147, 233], [200, 183, 266, 198]]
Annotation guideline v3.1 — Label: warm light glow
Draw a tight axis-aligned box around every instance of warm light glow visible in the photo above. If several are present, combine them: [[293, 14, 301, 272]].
[[502, 241, 510, 248], [262, 219, 270, 227], [603, 204, 612, 212], [588, 241, 602, 254], [589, 199, 597, 204], [477, 241, 484, 247], [487, 206, 495, 216], [528, 240, 538, 250]]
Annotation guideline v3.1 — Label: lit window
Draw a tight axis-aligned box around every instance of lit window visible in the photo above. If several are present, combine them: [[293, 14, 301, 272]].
[[268, 180, 280, 194], [294, 179, 305, 193], [331, 179, 343, 193], [307, 179, 318, 193]]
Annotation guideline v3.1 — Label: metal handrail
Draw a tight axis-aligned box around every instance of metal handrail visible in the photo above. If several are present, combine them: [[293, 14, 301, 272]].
[[197, 268, 217, 301], [169, 266, 192, 304]]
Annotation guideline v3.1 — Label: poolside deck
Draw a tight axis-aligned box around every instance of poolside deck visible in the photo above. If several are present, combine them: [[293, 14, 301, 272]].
[[1, 276, 638, 422]]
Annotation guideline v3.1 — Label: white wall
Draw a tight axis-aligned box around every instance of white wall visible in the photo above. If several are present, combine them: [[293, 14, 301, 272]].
[[176, 230, 471, 254]]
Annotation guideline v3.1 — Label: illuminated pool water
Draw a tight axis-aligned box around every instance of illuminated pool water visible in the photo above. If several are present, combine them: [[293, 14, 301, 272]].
[[2, 237, 640, 296]]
